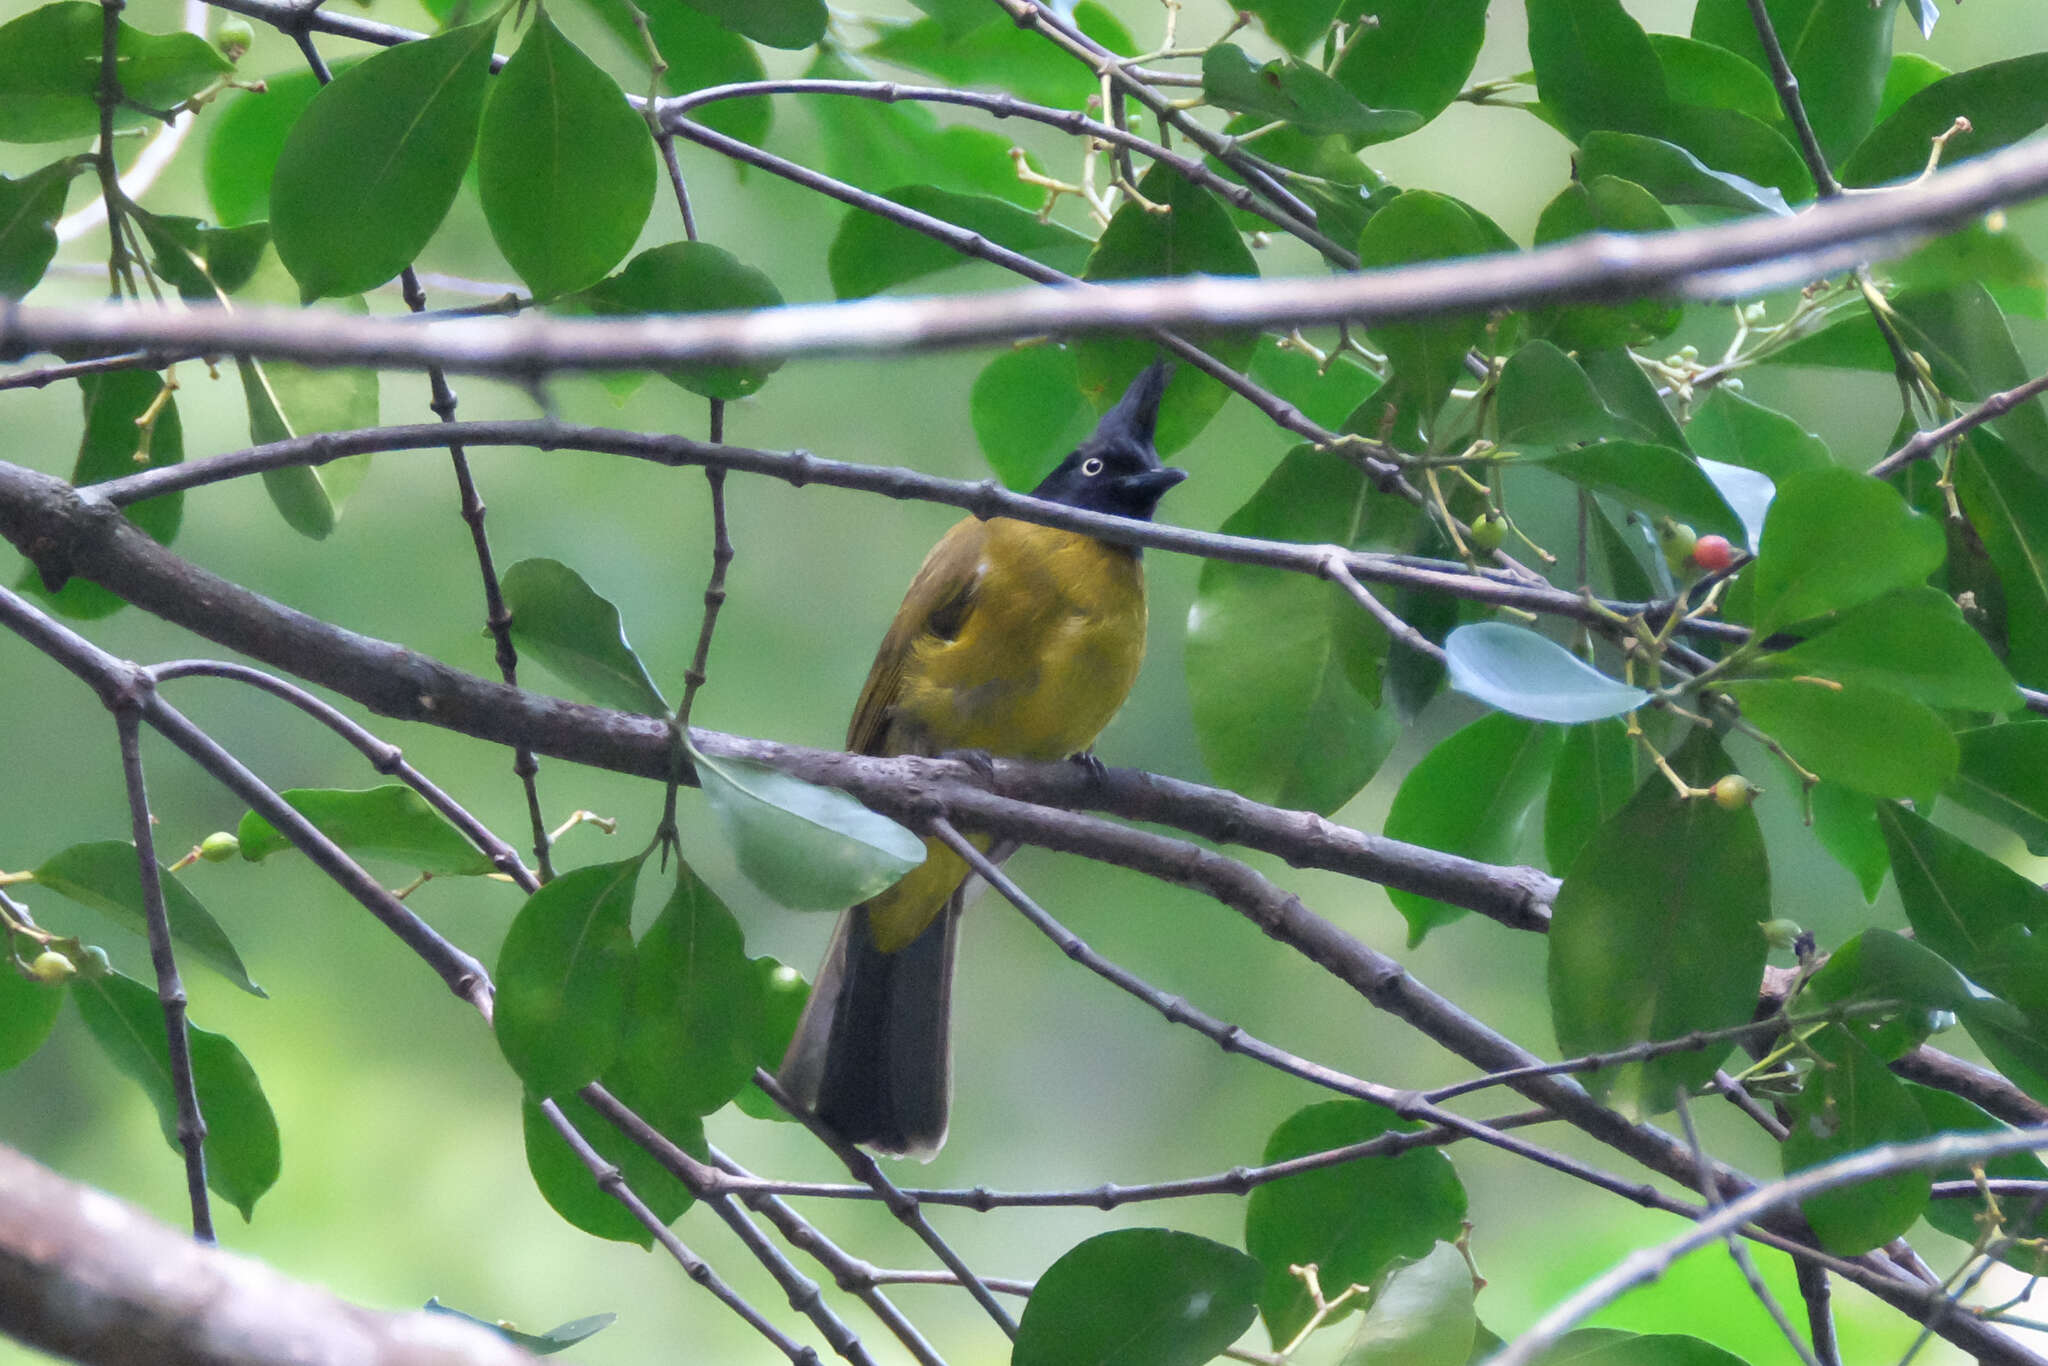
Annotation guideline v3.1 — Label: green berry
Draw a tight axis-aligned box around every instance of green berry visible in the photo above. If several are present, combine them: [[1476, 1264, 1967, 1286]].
[[1658, 519, 1698, 573], [1712, 774, 1758, 810], [199, 831, 240, 863], [77, 945, 112, 978], [29, 950, 75, 983], [1469, 510, 1507, 555], [214, 18, 253, 60], [1758, 918, 1803, 951]]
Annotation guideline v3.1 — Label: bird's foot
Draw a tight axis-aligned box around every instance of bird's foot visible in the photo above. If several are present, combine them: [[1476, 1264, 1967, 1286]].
[[1069, 749, 1110, 787], [940, 747, 999, 781]]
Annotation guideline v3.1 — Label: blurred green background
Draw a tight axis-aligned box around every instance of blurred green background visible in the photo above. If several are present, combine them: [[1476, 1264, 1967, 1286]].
[[5, 1, 2048, 1362]]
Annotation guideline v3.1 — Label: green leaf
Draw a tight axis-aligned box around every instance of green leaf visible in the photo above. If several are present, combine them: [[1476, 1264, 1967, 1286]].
[[1575, 130, 1792, 217], [1529, 177, 1682, 351], [1721, 679, 1954, 800], [1890, 220, 2047, 320], [1644, 33, 1781, 124], [0, 942, 62, 1071], [1706, 0, 1901, 164], [1684, 389, 1832, 483], [1586, 499, 1656, 602], [1803, 927, 1963, 1051], [1202, 44, 1422, 140], [693, 746, 926, 910], [1955, 432, 2048, 688], [1775, 287, 2048, 473], [1756, 587, 2019, 712], [521, 1084, 703, 1244], [1444, 623, 1649, 723], [233, 785, 495, 876], [495, 858, 642, 1098], [25, 370, 183, 621], [271, 18, 500, 300], [1844, 53, 2048, 187], [500, 558, 669, 715], [0, 2, 229, 143], [1385, 714, 1562, 944], [620, 0, 768, 145], [134, 212, 267, 303], [1356, 191, 1493, 418], [1248, 337, 1383, 434], [72, 970, 280, 1219], [1532, 441, 1744, 541], [205, 64, 358, 226], [606, 861, 759, 1117], [1751, 467, 1944, 633], [679, 0, 824, 49], [1580, 348, 1688, 451], [1949, 723, 2048, 855], [237, 357, 335, 541], [827, 186, 1090, 299], [1245, 1099, 1468, 1345], [1185, 446, 1397, 814], [1876, 800, 2048, 996], [1879, 51, 1950, 123], [1244, 0, 1341, 56], [1525, 0, 1670, 140], [971, 344, 1096, 491], [0, 160, 76, 296], [907, 0, 997, 38], [1545, 718, 1636, 876], [1014, 1228, 1261, 1366], [1811, 781, 1888, 903], [799, 48, 1036, 200], [1498, 341, 1639, 447], [1781, 1023, 1930, 1255], [867, 14, 1095, 106], [732, 955, 810, 1121], [1665, 104, 1815, 206], [479, 13, 654, 300], [1339, 1242, 1477, 1366], [1077, 165, 1257, 454], [422, 1301, 617, 1356], [578, 241, 786, 401], [1332, 0, 1488, 136], [1532, 1330, 1752, 1366], [1547, 730, 1769, 1116], [33, 840, 265, 997], [1911, 1086, 2048, 1275]]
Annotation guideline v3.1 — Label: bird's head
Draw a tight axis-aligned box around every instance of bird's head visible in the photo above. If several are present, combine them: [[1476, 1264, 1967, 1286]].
[[1030, 360, 1187, 520]]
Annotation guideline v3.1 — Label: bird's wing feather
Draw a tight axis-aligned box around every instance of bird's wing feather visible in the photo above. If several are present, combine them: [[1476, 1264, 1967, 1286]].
[[846, 518, 986, 757]]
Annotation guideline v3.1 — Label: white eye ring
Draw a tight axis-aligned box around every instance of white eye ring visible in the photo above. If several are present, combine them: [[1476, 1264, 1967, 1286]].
[[1080, 456, 1105, 476]]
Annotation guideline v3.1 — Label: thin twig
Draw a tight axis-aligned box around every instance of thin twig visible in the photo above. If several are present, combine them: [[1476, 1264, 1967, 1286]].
[[1869, 368, 2048, 478], [1674, 1090, 1821, 1366], [113, 706, 212, 1243], [751, 1069, 1021, 1341], [534, 1099, 821, 1365]]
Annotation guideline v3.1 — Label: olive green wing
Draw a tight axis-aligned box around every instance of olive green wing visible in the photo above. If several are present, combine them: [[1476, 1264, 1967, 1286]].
[[846, 517, 987, 757]]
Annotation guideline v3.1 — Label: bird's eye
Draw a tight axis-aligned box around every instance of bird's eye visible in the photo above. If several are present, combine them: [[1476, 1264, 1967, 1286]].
[[1080, 457, 1105, 477]]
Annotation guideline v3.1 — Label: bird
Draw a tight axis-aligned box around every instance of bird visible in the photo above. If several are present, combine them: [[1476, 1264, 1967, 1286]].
[[777, 360, 1186, 1158]]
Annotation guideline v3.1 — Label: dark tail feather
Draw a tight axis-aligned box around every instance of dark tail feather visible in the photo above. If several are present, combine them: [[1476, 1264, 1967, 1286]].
[[777, 896, 961, 1159]]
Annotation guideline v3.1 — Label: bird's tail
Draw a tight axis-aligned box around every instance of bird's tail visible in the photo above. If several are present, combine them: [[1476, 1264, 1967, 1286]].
[[778, 894, 961, 1160]]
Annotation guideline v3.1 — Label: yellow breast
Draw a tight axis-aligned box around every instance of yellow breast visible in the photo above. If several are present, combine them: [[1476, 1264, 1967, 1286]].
[[863, 518, 1148, 950], [891, 518, 1148, 761]]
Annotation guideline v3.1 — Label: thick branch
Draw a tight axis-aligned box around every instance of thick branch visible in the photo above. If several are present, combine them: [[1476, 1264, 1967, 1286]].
[[5, 132, 2046, 376], [0, 1142, 540, 1366]]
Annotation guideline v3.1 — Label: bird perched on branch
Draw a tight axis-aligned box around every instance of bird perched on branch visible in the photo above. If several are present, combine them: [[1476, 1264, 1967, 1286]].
[[778, 360, 1187, 1157]]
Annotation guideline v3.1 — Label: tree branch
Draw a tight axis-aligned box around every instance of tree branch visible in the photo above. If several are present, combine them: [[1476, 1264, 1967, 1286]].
[[0, 1142, 542, 1366], [5, 131, 2046, 376]]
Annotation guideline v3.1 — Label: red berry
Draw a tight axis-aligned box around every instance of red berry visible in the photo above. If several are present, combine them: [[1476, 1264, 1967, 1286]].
[[1692, 534, 1736, 573]]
